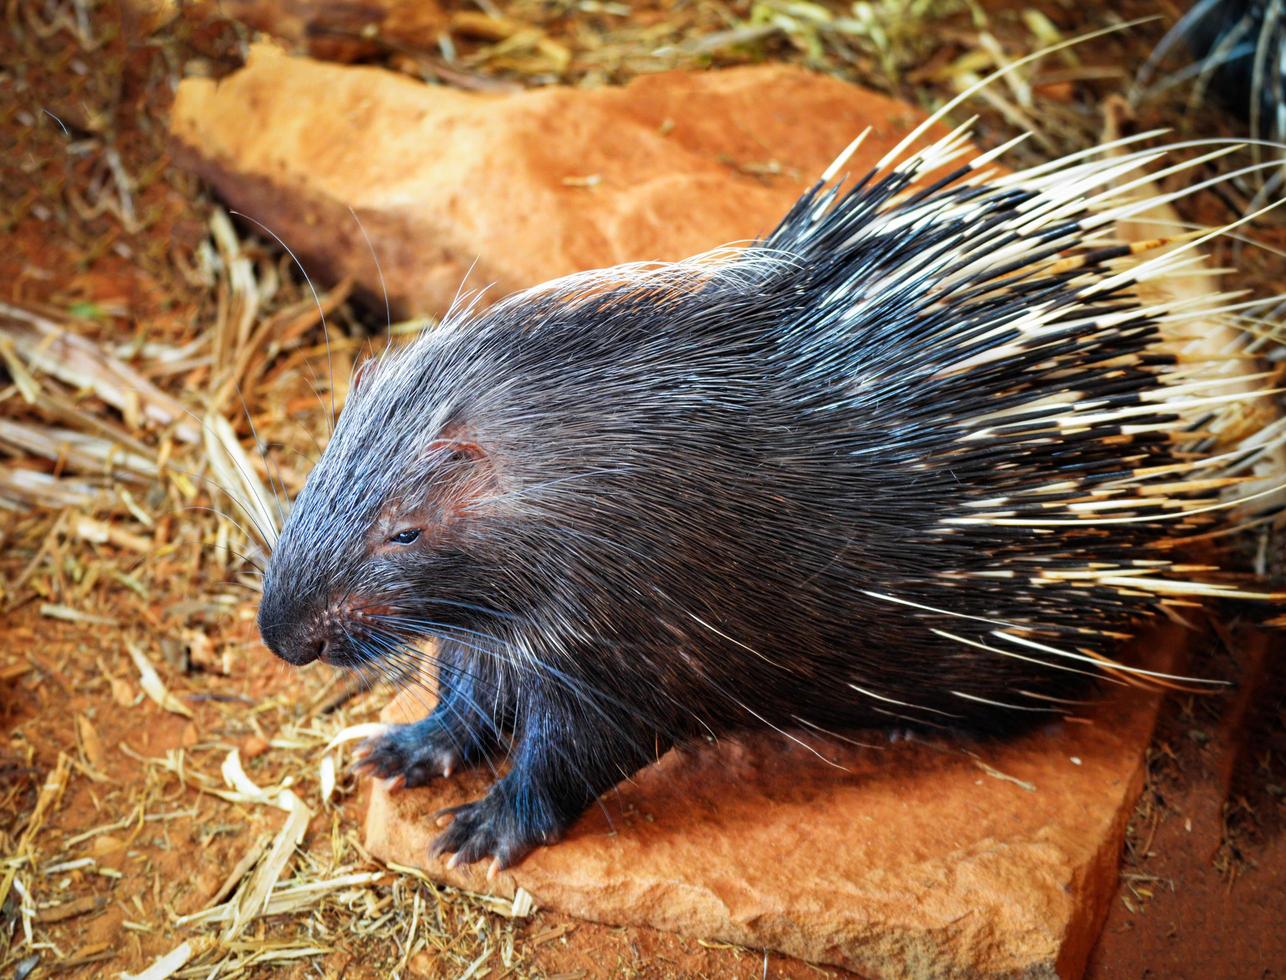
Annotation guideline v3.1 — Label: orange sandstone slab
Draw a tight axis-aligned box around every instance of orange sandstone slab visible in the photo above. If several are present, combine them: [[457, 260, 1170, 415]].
[[366, 628, 1183, 979], [169, 45, 928, 318]]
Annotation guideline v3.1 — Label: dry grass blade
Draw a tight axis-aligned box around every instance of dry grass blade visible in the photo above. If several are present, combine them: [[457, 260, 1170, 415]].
[[326, 722, 389, 751], [205, 831, 273, 911], [120, 938, 216, 980], [40, 603, 118, 626], [14, 752, 71, 857], [208, 208, 262, 385], [222, 790, 311, 939], [202, 411, 279, 549], [319, 753, 337, 803], [212, 277, 353, 419], [0, 302, 200, 443], [0, 467, 103, 509], [0, 418, 157, 482], [69, 513, 152, 554], [125, 642, 195, 718]]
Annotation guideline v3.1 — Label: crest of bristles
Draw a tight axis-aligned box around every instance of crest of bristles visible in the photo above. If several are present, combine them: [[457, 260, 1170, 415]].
[[258, 115, 1286, 872]]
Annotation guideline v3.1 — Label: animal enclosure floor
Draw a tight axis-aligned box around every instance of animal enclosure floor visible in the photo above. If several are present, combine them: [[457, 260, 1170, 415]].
[[2, 603, 1283, 977], [2, 1, 1283, 977]]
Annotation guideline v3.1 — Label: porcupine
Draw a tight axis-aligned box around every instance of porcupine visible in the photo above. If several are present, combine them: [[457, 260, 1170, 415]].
[[256, 101, 1286, 874]]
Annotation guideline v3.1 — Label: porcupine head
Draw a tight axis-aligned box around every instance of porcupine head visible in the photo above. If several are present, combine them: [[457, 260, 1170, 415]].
[[258, 128, 1286, 872]]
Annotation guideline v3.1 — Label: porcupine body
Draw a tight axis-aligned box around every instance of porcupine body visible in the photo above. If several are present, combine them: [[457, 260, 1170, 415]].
[[258, 125, 1285, 870]]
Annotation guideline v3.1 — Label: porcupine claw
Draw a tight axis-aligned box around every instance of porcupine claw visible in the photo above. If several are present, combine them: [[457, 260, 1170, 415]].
[[438, 850, 501, 881], [353, 718, 479, 790], [429, 792, 558, 873]]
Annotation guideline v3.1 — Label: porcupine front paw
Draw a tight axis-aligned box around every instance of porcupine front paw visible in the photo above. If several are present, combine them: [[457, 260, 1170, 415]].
[[431, 785, 567, 876], [354, 715, 493, 790]]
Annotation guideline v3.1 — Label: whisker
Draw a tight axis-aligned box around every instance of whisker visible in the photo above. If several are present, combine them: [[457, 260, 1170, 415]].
[[230, 210, 338, 431], [348, 205, 393, 336], [234, 381, 288, 530]]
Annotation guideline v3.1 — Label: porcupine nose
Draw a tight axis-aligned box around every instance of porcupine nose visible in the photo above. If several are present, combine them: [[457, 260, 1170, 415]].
[[257, 614, 325, 666]]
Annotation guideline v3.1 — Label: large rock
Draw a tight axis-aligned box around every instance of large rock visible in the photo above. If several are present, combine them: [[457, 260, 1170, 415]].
[[169, 45, 927, 318], [366, 627, 1183, 979]]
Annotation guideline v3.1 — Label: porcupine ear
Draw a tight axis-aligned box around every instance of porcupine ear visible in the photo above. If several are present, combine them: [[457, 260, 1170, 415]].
[[424, 420, 500, 515]]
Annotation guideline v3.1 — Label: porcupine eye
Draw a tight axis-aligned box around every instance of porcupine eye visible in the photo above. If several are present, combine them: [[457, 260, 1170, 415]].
[[388, 528, 422, 545]]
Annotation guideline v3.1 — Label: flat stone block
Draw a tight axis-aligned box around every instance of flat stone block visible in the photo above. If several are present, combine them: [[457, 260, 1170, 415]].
[[365, 627, 1182, 979], [169, 45, 929, 318]]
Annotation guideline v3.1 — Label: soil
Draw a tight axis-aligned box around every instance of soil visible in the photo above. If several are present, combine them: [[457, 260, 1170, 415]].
[[1087, 627, 1286, 980], [0, 603, 843, 978], [2, 1, 1283, 977]]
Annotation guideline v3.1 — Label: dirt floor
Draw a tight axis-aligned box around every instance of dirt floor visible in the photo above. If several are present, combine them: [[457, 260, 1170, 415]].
[[2, 1, 1284, 977]]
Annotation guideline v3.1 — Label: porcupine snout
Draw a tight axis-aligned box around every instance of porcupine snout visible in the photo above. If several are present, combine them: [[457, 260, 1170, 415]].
[[256, 597, 328, 666], [257, 585, 375, 668]]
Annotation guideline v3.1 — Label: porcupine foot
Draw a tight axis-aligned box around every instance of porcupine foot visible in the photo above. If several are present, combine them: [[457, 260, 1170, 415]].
[[431, 695, 668, 876], [431, 783, 568, 877], [354, 712, 493, 790], [355, 638, 512, 790]]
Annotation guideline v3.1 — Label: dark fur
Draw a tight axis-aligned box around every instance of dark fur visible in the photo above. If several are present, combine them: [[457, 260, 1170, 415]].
[[258, 152, 1259, 869]]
